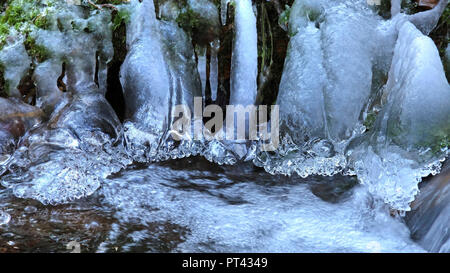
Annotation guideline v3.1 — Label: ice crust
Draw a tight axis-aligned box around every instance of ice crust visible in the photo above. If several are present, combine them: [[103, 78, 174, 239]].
[[0, 0, 448, 213]]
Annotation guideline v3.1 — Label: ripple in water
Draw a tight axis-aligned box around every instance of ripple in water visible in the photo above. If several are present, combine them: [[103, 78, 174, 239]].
[[0, 157, 424, 253]]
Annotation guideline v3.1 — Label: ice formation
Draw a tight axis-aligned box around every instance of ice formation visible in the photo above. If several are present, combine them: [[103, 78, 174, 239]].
[[210, 43, 219, 102], [0, 1, 128, 204], [221, 0, 231, 25], [349, 20, 450, 210], [0, 209, 11, 225], [223, 0, 259, 158], [230, 0, 257, 107], [408, 0, 448, 34], [0, 37, 31, 98], [257, 0, 380, 177], [0, 0, 447, 252], [121, 0, 205, 162], [255, 0, 449, 211]]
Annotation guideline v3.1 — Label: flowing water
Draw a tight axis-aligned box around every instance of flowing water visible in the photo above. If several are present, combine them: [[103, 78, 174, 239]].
[[0, 0, 449, 253], [0, 157, 425, 253]]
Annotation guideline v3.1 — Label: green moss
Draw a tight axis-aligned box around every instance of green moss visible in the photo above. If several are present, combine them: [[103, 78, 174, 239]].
[[176, 6, 202, 34], [439, 136, 449, 151], [24, 35, 50, 62], [0, 22, 8, 45], [1, 1, 40, 28], [389, 121, 450, 156], [112, 8, 130, 31], [34, 13, 51, 29], [363, 111, 378, 131]]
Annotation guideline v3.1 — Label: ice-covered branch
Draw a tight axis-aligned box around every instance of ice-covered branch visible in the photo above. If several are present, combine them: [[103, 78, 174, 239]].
[[409, 0, 448, 34]]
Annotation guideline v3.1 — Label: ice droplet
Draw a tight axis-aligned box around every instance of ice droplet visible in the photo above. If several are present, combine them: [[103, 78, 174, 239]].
[[0, 210, 11, 225]]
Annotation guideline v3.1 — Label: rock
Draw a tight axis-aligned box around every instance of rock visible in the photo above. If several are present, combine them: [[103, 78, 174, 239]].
[[186, 0, 220, 44], [0, 97, 43, 154]]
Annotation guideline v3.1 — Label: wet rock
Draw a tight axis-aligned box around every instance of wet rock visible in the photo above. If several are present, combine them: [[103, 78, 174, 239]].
[[0, 97, 43, 154], [308, 175, 358, 204], [186, 0, 221, 44], [369, 21, 450, 155], [0, 194, 114, 253]]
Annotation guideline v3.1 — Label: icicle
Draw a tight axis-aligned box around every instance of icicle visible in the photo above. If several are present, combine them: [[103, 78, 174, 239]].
[[210, 41, 219, 102], [221, 0, 231, 25], [390, 0, 401, 17], [120, 0, 171, 134], [197, 49, 207, 98], [0, 37, 31, 98], [229, 0, 258, 106]]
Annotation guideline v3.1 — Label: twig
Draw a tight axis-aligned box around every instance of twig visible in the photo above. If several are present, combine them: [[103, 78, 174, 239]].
[[87, 0, 118, 11]]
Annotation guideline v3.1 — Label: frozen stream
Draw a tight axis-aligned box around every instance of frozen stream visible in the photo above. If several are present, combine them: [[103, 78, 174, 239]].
[[0, 0, 448, 253], [0, 157, 424, 253]]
